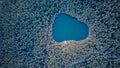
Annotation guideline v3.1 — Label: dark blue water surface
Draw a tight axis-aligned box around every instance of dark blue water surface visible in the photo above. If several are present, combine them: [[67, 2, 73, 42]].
[[52, 13, 89, 42]]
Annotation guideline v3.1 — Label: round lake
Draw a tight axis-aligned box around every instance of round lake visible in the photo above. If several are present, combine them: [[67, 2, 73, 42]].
[[52, 13, 89, 42]]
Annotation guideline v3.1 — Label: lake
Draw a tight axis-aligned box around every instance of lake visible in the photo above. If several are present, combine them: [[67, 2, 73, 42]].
[[52, 13, 89, 42]]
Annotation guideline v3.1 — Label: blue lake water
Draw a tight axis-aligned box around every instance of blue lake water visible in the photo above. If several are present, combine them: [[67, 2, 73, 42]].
[[52, 13, 89, 42]]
